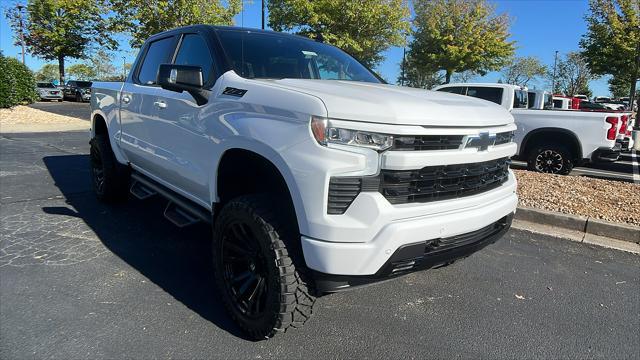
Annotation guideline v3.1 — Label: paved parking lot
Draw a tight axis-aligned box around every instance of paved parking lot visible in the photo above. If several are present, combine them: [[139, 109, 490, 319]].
[[29, 101, 90, 121], [0, 131, 638, 358]]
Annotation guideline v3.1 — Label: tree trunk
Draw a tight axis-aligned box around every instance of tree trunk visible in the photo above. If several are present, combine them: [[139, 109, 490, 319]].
[[445, 70, 452, 84], [58, 55, 65, 86]]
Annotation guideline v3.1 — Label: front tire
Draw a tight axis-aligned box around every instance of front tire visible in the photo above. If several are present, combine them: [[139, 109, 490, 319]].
[[89, 134, 130, 202], [75, 93, 82, 102], [212, 195, 315, 340], [527, 142, 574, 175]]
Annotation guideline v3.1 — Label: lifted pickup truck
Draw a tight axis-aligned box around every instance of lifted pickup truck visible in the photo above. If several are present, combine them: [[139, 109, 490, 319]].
[[90, 26, 518, 339], [434, 83, 625, 174]]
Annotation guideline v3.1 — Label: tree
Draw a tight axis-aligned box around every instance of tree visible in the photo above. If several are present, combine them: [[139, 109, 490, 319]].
[[5, 0, 117, 85], [268, 0, 410, 68], [398, 56, 444, 89], [110, 0, 242, 48], [34, 63, 59, 82], [89, 50, 116, 80], [452, 70, 479, 83], [581, 0, 639, 113], [67, 63, 96, 80], [501, 56, 548, 86], [553, 52, 595, 97], [409, 0, 515, 83]]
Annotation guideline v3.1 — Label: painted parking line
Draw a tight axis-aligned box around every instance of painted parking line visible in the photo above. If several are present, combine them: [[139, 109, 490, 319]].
[[631, 150, 640, 184]]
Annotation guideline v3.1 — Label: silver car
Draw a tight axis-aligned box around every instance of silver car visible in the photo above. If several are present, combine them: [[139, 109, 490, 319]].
[[36, 82, 63, 101]]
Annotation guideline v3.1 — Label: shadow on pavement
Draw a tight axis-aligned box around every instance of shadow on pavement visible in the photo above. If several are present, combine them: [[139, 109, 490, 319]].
[[41, 154, 248, 340]]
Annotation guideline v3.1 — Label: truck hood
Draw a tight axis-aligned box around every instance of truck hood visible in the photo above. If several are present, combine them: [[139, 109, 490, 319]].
[[255, 79, 513, 127]]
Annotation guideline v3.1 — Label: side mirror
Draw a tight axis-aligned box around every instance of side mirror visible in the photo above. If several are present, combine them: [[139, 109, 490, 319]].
[[157, 64, 209, 106]]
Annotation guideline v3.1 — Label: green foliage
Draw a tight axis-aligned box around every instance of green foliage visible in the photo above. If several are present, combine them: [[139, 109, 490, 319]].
[[0, 55, 39, 108], [552, 52, 595, 97], [501, 56, 548, 86], [398, 57, 444, 89], [580, 0, 640, 101], [89, 50, 117, 80], [67, 63, 96, 80], [268, 0, 410, 68], [34, 63, 59, 82], [109, 0, 242, 48], [409, 0, 515, 83], [5, 0, 117, 84]]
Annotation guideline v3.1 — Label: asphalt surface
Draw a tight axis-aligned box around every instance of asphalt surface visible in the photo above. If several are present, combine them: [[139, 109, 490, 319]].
[[0, 131, 638, 359], [29, 101, 91, 121]]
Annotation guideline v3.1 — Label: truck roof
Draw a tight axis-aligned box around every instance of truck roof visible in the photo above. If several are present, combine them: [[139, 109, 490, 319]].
[[434, 82, 527, 91], [145, 24, 317, 44]]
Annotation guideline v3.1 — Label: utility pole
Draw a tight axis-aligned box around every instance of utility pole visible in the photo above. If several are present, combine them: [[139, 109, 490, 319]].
[[122, 56, 127, 79], [551, 50, 559, 94], [16, 4, 26, 65], [401, 47, 406, 86], [261, 0, 265, 30]]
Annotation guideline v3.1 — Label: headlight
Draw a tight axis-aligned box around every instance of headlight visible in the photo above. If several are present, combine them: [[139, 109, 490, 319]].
[[310, 116, 393, 151]]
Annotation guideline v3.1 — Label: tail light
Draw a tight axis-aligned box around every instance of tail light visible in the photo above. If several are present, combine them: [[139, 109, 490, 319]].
[[605, 116, 619, 140], [619, 115, 628, 134]]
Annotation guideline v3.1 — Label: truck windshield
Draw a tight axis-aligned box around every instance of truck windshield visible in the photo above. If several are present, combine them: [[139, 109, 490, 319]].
[[216, 30, 381, 83], [513, 90, 528, 108], [74, 81, 92, 87]]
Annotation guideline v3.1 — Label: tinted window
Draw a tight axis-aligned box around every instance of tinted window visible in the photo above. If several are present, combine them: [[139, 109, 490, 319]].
[[513, 90, 528, 108], [174, 34, 214, 81], [75, 81, 92, 88], [553, 99, 563, 108], [67, 81, 76, 86], [527, 92, 536, 108], [543, 94, 553, 109], [138, 37, 176, 85], [466, 87, 503, 104], [216, 30, 380, 83], [37, 82, 55, 88], [437, 86, 465, 95]]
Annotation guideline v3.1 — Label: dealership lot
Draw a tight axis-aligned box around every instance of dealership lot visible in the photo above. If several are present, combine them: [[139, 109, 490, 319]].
[[0, 131, 638, 358]]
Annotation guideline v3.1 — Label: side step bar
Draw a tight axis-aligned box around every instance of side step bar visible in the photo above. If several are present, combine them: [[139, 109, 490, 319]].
[[130, 172, 211, 227]]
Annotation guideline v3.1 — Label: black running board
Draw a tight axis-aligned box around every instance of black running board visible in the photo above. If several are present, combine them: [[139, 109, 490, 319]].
[[130, 172, 211, 227]]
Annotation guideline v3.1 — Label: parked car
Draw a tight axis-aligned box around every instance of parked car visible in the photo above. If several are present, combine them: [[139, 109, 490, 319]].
[[573, 94, 589, 102], [527, 90, 553, 110], [63, 80, 92, 102], [552, 96, 572, 110], [35, 82, 63, 101], [434, 83, 624, 174], [91, 25, 518, 340]]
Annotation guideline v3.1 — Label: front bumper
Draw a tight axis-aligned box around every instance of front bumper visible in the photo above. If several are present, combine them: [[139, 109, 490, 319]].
[[591, 144, 621, 162], [301, 175, 518, 277], [314, 214, 513, 293]]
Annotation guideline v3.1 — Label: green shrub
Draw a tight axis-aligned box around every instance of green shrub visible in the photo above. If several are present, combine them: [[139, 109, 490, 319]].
[[0, 55, 39, 108]]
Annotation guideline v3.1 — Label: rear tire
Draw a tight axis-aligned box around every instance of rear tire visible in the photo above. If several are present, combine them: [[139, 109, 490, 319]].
[[212, 194, 315, 340], [76, 93, 82, 102], [89, 134, 130, 202], [526, 142, 574, 175]]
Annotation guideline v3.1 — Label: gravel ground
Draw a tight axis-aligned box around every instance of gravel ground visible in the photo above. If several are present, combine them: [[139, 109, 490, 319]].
[[0, 105, 89, 133], [515, 169, 640, 226]]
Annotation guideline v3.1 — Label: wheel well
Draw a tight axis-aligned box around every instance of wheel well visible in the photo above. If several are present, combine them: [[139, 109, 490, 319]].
[[215, 149, 298, 225], [521, 129, 582, 160], [93, 115, 107, 136]]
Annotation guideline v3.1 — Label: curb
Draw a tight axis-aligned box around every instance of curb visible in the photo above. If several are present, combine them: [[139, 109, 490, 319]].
[[514, 207, 639, 244]]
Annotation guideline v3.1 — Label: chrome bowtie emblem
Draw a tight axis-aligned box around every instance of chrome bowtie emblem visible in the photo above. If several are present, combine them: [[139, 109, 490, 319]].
[[465, 132, 496, 151]]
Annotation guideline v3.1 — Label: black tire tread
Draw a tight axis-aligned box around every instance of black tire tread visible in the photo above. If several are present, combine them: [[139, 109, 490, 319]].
[[90, 134, 130, 202], [213, 194, 315, 340]]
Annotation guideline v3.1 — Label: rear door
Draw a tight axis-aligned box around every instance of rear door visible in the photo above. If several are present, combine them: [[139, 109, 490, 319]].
[[119, 35, 179, 177]]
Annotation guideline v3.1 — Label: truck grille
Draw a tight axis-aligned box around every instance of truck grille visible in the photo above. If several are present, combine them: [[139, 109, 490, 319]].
[[379, 157, 510, 205], [393, 135, 464, 151]]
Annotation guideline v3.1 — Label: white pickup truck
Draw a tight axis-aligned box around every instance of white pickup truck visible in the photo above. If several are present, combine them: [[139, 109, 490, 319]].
[[434, 83, 624, 174], [90, 26, 518, 339]]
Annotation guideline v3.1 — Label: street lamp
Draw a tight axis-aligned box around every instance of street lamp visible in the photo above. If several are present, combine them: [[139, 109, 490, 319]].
[[551, 50, 559, 94], [15, 4, 26, 65]]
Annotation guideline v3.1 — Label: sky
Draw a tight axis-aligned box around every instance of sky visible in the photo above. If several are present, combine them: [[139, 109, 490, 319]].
[[0, 0, 613, 96]]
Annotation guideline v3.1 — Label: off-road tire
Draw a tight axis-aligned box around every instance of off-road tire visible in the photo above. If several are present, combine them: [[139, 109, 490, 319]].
[[212, 194, 315, 340], [89, 134, 130, 202], [526, 141, 574, 175], [75, 92, 82, 102]]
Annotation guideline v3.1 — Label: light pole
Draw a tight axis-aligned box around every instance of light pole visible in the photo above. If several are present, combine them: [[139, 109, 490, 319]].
[[261, 0, 265, 30], [551, 50, 559, 94], [16, 4, 26, 65], [122, 56, 127, 79]]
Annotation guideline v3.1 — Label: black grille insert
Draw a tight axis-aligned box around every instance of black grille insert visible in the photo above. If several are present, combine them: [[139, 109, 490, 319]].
[[327, 178, 362, 215], [379, 157, 510, 204], [393, 135, 465, 151]]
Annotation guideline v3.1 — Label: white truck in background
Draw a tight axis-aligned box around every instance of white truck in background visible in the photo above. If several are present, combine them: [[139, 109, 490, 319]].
[[434, 83, 625, 174], [527, 90, 553, 110]]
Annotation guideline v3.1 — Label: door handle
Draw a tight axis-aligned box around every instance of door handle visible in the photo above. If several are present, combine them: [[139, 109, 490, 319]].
[[122, 94, 131, 104], [154, 100, 167, 109]]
